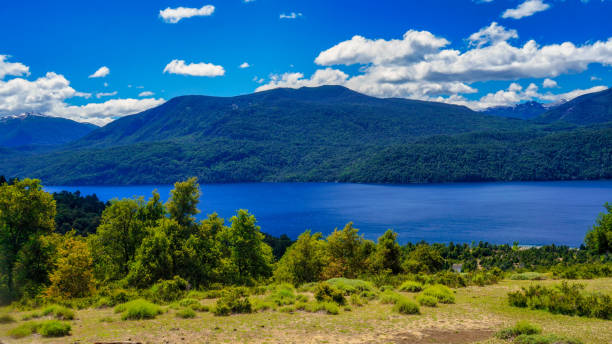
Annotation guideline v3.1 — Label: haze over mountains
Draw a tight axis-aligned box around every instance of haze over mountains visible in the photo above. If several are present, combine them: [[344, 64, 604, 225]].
[[0, 85, 611, 185]]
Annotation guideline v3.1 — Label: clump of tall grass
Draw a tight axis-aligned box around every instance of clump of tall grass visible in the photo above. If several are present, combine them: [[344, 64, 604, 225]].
[[421, 285, 455, 304], [114, 299, 164, 320]]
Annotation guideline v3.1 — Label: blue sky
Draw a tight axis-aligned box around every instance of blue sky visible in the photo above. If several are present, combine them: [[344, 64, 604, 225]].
[[0, 0, 611, 125]]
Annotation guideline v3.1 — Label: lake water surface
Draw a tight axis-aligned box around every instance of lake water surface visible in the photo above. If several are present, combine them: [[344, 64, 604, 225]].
[[45, 181, 612, 246]]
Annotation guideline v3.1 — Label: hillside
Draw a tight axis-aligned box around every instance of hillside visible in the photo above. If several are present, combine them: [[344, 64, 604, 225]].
[[538, 87, 612, 125], [0, 113, 98, 148], [1, 86, 611, 185]]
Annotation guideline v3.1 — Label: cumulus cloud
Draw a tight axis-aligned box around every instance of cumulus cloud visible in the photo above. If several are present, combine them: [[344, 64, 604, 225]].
[[0, 58, 164, 125], [138, 91, 154, 97], [163, 59, 225, 77], [159, 5, 215, 23], [280, 12, 302, 19], [468, 22, 518, 47], [502, 0, 550, 19], [0, 55, 29, 79], [257, 23, 612, 110], [89, 66, 110, 78], [542, 78, 558, 88], [239, 62, 250, 68]]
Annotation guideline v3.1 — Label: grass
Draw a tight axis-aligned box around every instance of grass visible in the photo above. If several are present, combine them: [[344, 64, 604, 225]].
[[8, 320, 71, 338], [114, 299, 164, 320], [514, 334, 583, 344], [41, 304, 75, 320], [0, 278, 610, 343], [398, 281, 423, 292], [421, 284, 456, 304], [0, 314, 15, 324], [176, 307, 196, 318], [510, 272, 547, 280], [393, 298, 420, 315], [416, 294, 438, 307], [496, 321, 542, 339]]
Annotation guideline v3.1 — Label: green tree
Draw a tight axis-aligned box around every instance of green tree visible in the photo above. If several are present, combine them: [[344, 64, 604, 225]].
[[127, 219, 174, 287], [585, 203, 612, 254], [0, 179, 56, 301], [324, 222, 372, 278], [372, 229, 402, 274], [403, 244, 446, 274], [218, 209, 273, 284], [274, 230, 328, 285], [166, 177, 200, 228], [46, 233, 95, 299]]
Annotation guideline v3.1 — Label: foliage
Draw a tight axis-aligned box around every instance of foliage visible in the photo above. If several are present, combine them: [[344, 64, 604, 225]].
[[114, 299, 163, 320], [53, 191, 106, 235], [585, 203, 612, 254], [274, 230, 327, 285], [507, 282, 612, 319], [0, 313, 15, 323], [324, 222, 373, 278], [38, 320, 71, 337], [403, 244, 446, 274], [510, 272, 546, 280], [398, 281, 423, 292], [314, 282, 346, 305], [422, 285, 456, 304], [0, 178, 56, 302], [416, 294, 438, 307], [8, 321, 41, 338], [550, 263, 612, 279], [148, 276, 190, 303], [496, 321, 542, 339], [513, 334, 583, 344], [176, 307, 196, 318], [213, 288, 252, 316], [371, 229, 402, 274], [393, 298, 420, 315], [379, 291, 403, 305], [325, 278, 375, 295], [41, 304, 75, 320], [46, 233, 96, 299]]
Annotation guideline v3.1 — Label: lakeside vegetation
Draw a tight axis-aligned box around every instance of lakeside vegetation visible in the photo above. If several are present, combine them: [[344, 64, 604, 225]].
[[0, 176, 611, 342]]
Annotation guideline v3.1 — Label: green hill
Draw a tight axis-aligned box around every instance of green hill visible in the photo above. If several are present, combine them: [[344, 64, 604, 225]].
[[0, 113, 98, 148], [1, 86, 611, 185], [538, 87, 612, 125]]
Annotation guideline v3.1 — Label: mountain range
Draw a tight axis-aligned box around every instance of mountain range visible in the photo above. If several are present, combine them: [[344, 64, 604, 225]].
[[0, 85, 611, 185], [0, 113, 97, 148]]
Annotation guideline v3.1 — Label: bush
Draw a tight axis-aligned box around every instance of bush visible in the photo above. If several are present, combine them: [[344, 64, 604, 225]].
[[379, 291, 403, 304], [38, 320, 71, 337], [496, 321, 542, 339], [301, 301, 340, 315], [510, 272, 546, 280], [393, 298, 420, 315], [314, 282, 346, 305], [350, 294, 366, 306], [176, 308, 196, 318], [416, 294, 438, 307], [422, 285, 455, 304], [267, 284, 297, 306], [213, 288, 252, 316], [551, 263, 612, 279], [41, 304, 75, 320], [149, 276, 190, 303], [514, 334, 583, 344], [398, 281, 423, 292], [507, 282, 612, 319], [114, 299, 163, 320], [94, 297, 114, 308], [8, 322, 39, 338], [0, 314, 15, 323], [325, 278, 375, 295]]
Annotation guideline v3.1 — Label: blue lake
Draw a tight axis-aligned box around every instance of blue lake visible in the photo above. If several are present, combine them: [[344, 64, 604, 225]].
[[45, 181, 612, 247]]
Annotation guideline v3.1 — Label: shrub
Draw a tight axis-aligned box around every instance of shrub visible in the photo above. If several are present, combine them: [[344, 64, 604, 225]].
[[114, 299, 163, 320], [514, 334, 583, 344], [416, 294, 438, 307], [8, 322, 40, 338], [149, 276, 190, 303], [510, 272, 546, 280], [251, 298, 274, 312], [0, 314, 15, 323], [350, 294, 365, 306], [496, 321, 542, 340], [267, 284, 297, 306], [379, 291, 403, 304], [325, 278, 375, 295], [300, 301, 340, 315], [393, 298, 420, 315], [314, 282, 346, 305], [176, 308, 196, 318], [94, 297, 114, 308], [41, 304, 75, 320], [398, 281, 423, 292], [38, 320, 71, 337], [507, 282, 612, 319], [422, 285, 455, 304], [178, 298, 199, 307], [213, 288, 252, 316]]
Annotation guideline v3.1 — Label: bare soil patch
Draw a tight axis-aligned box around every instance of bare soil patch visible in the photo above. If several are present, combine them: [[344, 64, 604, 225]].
[[392, 328, 495, 344]]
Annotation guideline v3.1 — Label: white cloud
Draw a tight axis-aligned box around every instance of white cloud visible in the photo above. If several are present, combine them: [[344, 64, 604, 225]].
[[315, 30, 449, 66], [138, 91, 154, 97], [244, 0, 256, 2], [0, 55, 29, 79], [0, 58, 164, 125], [89, 66, 110, 78], [280, 12, 302, 19], [468, 22, 518, 48], [591, 75, 602, 81], [502, 0, 550, 19], [163, 59, 225, 77], [159, 5, 215, 24], [96, 91, 118, 98], [239, 62, 250, 69], [103, 82, 108, 87], [257, 24, 612, 110], [542, 78, 558, 88]]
